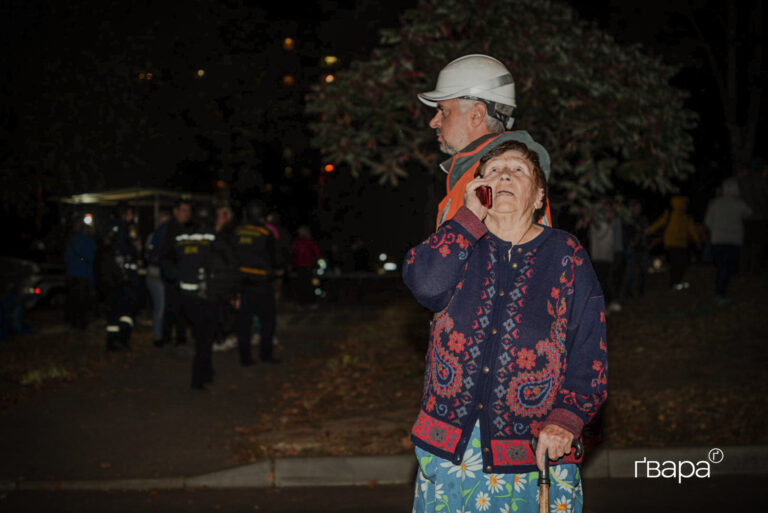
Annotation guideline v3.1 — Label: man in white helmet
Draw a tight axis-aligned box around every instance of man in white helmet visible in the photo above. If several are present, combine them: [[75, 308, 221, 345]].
[[418, 54, 552, 227]]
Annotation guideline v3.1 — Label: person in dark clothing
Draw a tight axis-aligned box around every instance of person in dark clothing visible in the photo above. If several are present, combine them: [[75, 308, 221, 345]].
[[266, 211, 292, 302], [213, 204, 238, 348], [171, 207, 241, 390], [64, 220, 97, 330], [159, 200, 192, 347], [97, 205, 142, 351], [621, 200, 649, 299], [146, 209, 170, 346], [233, 201, 282, 364]]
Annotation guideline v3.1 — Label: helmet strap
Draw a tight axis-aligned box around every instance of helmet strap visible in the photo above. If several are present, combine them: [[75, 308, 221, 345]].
[[461, 96, 514, 130]]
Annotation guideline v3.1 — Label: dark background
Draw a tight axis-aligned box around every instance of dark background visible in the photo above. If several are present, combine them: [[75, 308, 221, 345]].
[[1, 0, 765, 262]]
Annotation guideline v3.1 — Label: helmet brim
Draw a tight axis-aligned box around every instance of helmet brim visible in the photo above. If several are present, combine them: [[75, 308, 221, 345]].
[[417, 91, 447, 107]]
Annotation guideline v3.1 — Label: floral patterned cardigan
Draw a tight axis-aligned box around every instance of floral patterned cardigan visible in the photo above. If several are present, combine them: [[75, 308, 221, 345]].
[[403, 207, 608, 474]]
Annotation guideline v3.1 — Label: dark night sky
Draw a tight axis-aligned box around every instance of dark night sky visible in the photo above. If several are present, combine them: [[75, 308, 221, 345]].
[[2, 0, 764, 258]]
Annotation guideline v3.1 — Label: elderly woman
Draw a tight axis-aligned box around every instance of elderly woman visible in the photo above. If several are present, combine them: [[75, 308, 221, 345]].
[[404, 139, 607, 513]]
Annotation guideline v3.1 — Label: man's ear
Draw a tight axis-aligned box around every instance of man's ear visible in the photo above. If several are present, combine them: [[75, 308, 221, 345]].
[[471, 102, 487, 127]]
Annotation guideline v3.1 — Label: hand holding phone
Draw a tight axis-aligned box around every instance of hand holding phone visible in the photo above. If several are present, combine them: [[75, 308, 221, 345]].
[[475, 185, 492, 208]]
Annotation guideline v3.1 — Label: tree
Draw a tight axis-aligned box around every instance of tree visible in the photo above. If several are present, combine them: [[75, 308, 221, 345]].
[[683, 1, 763, 173], [307, 0, 697, 226]]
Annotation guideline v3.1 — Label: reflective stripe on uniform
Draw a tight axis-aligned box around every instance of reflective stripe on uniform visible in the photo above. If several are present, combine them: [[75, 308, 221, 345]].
[[438, 199, 452, 226], [118, 316, 134, 327], [239, 266, 267, 275], [180, 282, 200, 291], [237, 225, 271, 237], [175, 233, 216, 242]]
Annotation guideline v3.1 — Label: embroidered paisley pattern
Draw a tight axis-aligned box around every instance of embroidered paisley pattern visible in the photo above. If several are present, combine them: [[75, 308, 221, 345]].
[[426, 312, 464, 402], [505, 243, 580, 418]]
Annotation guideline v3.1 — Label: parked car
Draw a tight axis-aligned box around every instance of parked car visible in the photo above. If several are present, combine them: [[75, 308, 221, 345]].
[[0, 256, 67, 309]]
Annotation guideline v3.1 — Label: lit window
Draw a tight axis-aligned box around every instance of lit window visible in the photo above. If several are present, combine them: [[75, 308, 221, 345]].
[[323, 55, 338, 66], [283, 37, 295, 50], [283, 75, 295, 87], [197, 69, 205, 77], [324, 74, 335, 83]]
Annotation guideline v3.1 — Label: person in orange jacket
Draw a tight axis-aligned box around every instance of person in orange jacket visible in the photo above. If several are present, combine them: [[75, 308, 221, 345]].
[[418, 54, 552, 228], [646, 195, 701, 290]]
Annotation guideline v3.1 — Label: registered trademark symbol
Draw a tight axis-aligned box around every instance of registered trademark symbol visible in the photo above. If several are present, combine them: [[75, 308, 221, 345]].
[[708, 448, 724, 464]]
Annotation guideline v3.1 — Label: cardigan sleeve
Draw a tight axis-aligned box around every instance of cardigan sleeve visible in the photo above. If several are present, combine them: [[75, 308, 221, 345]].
[[402, 207, 487, 312], [544, 244, 608, 438]]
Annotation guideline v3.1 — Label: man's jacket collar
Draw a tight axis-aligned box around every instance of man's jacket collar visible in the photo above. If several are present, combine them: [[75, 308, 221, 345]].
[[439, 131, 552, 191]]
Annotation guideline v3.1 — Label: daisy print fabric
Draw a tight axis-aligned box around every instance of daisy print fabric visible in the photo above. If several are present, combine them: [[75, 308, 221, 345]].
[[413, 422, 583, 513]]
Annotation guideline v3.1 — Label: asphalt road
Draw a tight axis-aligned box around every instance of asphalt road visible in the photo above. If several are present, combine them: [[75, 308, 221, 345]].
[[1, 477, 762, 512]]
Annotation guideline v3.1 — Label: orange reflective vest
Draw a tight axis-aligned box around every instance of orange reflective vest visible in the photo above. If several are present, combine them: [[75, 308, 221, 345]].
[[435, 131, 552, 229]]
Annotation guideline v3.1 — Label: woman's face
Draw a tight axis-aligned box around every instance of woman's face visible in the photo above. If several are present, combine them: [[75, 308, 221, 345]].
[[478, 150, 543, 219]]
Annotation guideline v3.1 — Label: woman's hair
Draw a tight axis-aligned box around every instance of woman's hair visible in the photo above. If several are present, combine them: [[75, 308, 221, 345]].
[[475, 140, 549, 222]]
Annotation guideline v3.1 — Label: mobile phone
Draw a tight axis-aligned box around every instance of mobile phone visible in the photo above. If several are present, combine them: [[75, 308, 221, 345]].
[[475, 185, 492, 208]]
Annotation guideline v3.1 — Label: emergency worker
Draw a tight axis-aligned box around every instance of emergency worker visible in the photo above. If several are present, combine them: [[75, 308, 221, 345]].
[[172, 206, 240, 390], [233, 201, 281, 364], [159, 199, 192, 347], [98, 205, 142, 351], [418, 54, 552, 227]]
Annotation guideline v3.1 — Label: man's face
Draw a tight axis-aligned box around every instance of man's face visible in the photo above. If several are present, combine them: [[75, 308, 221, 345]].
[[215, 208, 232, 230], [174, 203, 192, 224], [428, 99, 475, 155]]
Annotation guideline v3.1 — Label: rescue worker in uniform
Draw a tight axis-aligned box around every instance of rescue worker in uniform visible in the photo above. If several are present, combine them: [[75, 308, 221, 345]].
[[159, 199, 192, 347], [98, 205, 142, 351], [417, 54, 552, 227], [172, 206, 240, 390], [233, 201, 282, 364]]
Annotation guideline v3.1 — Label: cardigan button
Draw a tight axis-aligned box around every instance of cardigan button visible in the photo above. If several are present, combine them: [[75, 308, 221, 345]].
[[478, 403, 484, 410], [511, 262, 519, 269], [483, 366, 490, 374], [483, 447, 490, 453], [499, 290, 505, 296], [517, 247, 523, 253], [491, 328, 498, 335], [485, 465, 493, 472]]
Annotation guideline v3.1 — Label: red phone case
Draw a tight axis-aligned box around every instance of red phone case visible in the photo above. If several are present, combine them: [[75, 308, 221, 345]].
[[476, 186, 492, 208]]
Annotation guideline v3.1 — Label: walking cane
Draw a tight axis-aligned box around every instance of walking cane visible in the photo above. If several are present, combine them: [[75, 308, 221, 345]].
[[530, 438, 584, 513]]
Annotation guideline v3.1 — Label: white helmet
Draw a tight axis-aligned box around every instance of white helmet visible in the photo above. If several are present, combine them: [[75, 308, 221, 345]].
[[418, 54, 516, 128]]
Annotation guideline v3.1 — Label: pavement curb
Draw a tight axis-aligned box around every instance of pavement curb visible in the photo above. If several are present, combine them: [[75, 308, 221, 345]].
[[5, 446, 767, 491]]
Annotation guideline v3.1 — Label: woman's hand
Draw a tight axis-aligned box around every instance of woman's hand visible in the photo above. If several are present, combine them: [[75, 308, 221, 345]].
[[535, 424, 575, 472], [464, 177, 492, 221]]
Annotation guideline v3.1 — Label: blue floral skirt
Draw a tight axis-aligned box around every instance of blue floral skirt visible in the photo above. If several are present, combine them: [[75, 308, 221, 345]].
[[413, 421, 583, 513]]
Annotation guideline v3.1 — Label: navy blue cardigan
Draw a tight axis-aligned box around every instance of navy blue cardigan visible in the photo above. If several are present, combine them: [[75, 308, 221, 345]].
[[403, 207, 608, 474]]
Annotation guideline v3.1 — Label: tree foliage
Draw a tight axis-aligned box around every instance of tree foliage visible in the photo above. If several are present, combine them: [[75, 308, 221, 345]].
[[307, 0, 697, 222]]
